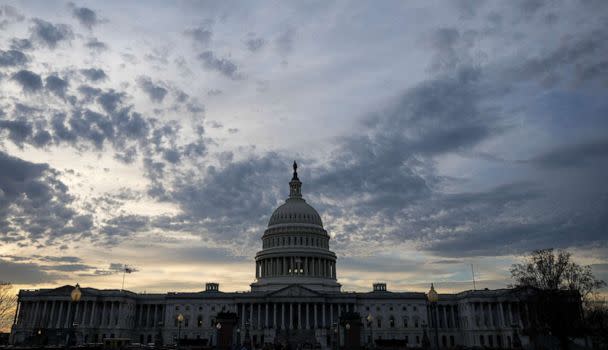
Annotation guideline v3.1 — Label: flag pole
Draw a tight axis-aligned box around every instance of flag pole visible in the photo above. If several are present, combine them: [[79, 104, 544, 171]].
[[122, 265, 126, 291], [471, 264, 476, 290]]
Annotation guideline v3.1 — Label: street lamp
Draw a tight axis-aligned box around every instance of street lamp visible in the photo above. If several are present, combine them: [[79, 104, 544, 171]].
[[366, 314, 374, 348], [215, 322, 222, 349], [332, 322, 338, 350], [236, 328, 241, 346], [427, 284, 440, 350], [66, 283, 81, 350], [177, 314, 184, 350]]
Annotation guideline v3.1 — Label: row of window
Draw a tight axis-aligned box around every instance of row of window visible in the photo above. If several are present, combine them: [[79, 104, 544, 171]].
[[366, 316, 421, 329], [263, 235, 328, 249], [365, 305, 419, 312]]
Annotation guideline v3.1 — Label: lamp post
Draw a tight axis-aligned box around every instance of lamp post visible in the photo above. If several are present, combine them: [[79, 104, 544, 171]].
[[427, 284, 439, 350], [331, 322, 338, 350], [366, 314, 374, 348], [215, 322, 222, 349], [66, 283, 81, 350], [344, 322, 350, 349], [236, 328, 241, 347], [244, 320, 251, 349], [177, 314, 184, 350]]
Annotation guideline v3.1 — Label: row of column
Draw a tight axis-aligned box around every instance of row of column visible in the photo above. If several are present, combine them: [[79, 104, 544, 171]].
[[16, 300, 124, 329], [237, 302, 355, 330], [135, 304, 164, 328], [256, 257, 336, 279], [468, 301, 528, 329], [428, 304, 460, 329]]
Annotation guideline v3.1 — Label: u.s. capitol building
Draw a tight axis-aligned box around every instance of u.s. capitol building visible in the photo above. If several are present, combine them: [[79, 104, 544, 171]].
[[10, 163, 584, 349]]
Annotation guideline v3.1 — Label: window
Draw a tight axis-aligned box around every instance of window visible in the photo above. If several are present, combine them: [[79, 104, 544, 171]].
[[416, 336, 419, 344], [198, 306, 202, 311], [389, 316, 395, 328], [413, 306, 417, 312], [197, 316, 203, 327], [366, 307, 370, 311], [389, 306, 393, 311], [403, 317, 408, 328], [185, 306, 190, 311], [377, 319, 381, 328], [175, 306, 180, 311], [480, 335, 485, 346], [402, 306, 407, 311]]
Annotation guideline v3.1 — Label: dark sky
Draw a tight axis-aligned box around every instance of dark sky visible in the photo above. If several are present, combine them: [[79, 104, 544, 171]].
[[0, 0, 607, 294]]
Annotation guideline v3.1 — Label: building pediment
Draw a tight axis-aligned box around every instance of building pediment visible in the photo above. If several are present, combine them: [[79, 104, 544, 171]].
[[267, 284, 323, 298]]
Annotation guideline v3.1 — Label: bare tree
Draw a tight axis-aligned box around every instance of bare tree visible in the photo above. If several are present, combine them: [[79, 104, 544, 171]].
[[510, 248, 606, 303], [0, 282, 17, 332]]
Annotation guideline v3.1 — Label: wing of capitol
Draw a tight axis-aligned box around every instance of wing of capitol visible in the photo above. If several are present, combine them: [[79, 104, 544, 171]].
[[9, 163, 585, 349]]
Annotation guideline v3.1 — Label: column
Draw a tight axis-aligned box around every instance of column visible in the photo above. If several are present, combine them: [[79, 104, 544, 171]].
[[289, 303, 293, 329], [138, 305, 143, 327], [329, 304, 333, 326], [273, 303, 277, 329], [64, 302, 72, 328], [298, 303, 302, 329], [265, 303, 269, 328], [241, 304, 246, 329], [306, 303, 310, 329], [443, 306, 448, 328], [109, 301, 115, 327], [498, 302, 505, 328], [314, 304, 318, 329], [249, 303, 253, 328], [322, 303, 326, 327], [480, 303, 486, 328], [48, 300, 56, 327], [257, 303, 261, 329], [281, 303, 285, 329], [90, 302, 96, 327], [56, 301, 64, 328], [451, 305, 457, 329]]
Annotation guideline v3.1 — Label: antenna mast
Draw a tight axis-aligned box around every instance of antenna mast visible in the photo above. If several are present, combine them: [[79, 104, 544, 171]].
[[471, 264, 476, 290]]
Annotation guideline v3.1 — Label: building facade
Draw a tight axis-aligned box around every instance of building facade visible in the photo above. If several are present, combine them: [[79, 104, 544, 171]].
[[10, 163, 584, 349]]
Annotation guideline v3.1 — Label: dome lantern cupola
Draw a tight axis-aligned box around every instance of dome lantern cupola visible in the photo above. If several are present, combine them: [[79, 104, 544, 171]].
[[289, 161, 302, 199]]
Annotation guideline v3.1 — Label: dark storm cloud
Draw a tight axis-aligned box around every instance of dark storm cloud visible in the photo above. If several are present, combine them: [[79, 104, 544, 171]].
[[71, 5, 99, 29], [184, 27, 212, 46], [40, 263, 95, 272], [0, 258, 60, 284], [245, 36, 265, 52], [80, 68, 107, 82], [197, 51, 240, 79], [0, 49, 28, 66], [97, 90, 125, 113], [0, 119, 33, 145], [167, 154, 286, 241], [527, 139, 608, 168], [0, 151, 81, 245], [10, 38, 33, 51], [12, 70, 42, 92], [45, 75, 69, 98], [85, 37, 108, 51], [138, 76, 168, 102], [30, 18, 74, 48], [511, 25, 608, 86]]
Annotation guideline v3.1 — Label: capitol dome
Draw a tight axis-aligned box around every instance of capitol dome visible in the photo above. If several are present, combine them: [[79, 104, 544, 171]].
[[268, 199, 323, 227], [251, 161, 341, 293]]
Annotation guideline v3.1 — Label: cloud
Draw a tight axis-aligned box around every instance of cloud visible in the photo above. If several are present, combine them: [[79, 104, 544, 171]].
[[71, 5, 99, 29], [0, 119, 33, 145], [0, 258, 60, 284], [185, 26, 212, 46], [30, 18, 74, 48], [138, 76, 168, 102], [245, 36, 265, 52], [10, 38, 33, 51], [275, 27, 295, 56], [12, 70, 42, 92], [527, 139, 608, 168], [85, 37, 108, 51], [45, 75, 69, 98], [197, 51, 240, 79], [0, 50, 28, 66], [0, 151, 80, 245], [80, 68, 107, 82]]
